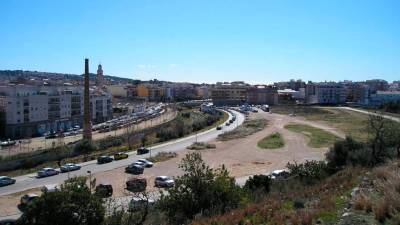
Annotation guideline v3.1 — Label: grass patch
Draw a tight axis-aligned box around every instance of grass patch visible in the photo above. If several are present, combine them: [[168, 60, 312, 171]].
[[218, 119, 268, 141], [284, 123, 342, 148], [271, 105, 369, 141], [257, 132, 284, 149], [187, 142, 216, 150], [146, 152, 177, 163]]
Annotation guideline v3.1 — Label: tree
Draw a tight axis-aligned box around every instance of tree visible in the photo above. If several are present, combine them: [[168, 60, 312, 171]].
[[18, 177, 105, 225], [74, 139, 97, 161], [366, 114, 394, 165], [244, 174, 272, 193], [157, 152, 244, 224]]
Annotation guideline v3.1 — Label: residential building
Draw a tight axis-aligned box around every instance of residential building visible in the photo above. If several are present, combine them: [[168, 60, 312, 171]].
[[211, 81, 248, 106], [305, 82, 346, 104], [0, 85, 112, 139], [247, 85, 278, 105], [365, 79, 389, 91]]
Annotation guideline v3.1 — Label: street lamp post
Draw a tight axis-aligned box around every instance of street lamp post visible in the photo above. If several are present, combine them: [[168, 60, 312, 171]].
[[87, 170, 92, 191]]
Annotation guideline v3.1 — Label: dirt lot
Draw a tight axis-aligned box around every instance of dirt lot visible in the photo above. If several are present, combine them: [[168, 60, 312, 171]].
[[0, 110, 345, 217]]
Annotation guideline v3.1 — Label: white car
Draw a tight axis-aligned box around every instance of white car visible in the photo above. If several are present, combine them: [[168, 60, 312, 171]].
[[136, 159, 154, 168], [41, 184, 59, 193], [154, 176, 174, 188], [37, 167, 59, 178], [267, 169, 287, 179]]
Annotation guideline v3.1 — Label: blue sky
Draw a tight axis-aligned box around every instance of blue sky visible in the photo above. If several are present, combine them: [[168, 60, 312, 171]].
[[0, 0, 399, 83]]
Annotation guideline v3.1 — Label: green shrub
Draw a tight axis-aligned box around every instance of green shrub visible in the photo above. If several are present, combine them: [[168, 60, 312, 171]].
[[244, 174, 272, 193], [287, 160, 328, 184]]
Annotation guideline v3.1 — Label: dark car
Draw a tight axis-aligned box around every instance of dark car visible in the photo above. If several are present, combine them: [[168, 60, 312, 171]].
[[95, 183, 113, 198], [216, 126, 222, 130], [125, 164, 144, 175], [45, 132, 57, 139], [137, 147, 150, 155], [0, 176, 16, 187], [225, 122, 230, 126], [0, 219, 17, 225], [97, 156, 114, 164]]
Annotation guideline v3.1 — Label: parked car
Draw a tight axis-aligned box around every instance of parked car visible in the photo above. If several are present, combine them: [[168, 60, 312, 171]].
[[216, 126, 222, 130], [113, 152, 129, 160], [267, 169, 289, 179], [0, 219, 17, 225], [0, 139, 16, 147], [225, 122, 230, 126], [154, 176, 174, 188], [0, 176, 16, 187], [20, 193, 39, 206], [136, 159, 154, 168], [95, 183, 113, 198], [60, 163, 81, 172], [41, 184, 59, 193], [125, 164, 144, 175], [137, 147, 150, 155], [126, 178, 147, 192], [37, 167, 59, 178], [128, 197, 155, 212], [97, 155, 114, 164], [45, 132, 57, 139]]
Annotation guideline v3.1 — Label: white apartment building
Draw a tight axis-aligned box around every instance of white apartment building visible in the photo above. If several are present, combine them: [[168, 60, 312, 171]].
[[0, 85, 112, 139], [305, 82, 346, 104]]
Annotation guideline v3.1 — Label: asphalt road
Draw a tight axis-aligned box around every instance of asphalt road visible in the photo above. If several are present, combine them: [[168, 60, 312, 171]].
[[0, 110, 244, 197]]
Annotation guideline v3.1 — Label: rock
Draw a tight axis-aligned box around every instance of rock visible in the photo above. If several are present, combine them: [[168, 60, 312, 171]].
[[351, 187, 360, 197], [342, 212, 352, 217]]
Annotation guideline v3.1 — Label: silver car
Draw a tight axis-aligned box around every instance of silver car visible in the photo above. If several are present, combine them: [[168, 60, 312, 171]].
[[154, 176, 174, 188], [60, 163, 81, 173], [37, 167, 59, 178], [0, 176, 16, 187], [136, 159, 154, 168]]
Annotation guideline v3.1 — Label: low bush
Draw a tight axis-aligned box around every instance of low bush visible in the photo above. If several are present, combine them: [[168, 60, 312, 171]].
[[287, 160, 328, 184], [187, 142, 216, 150]]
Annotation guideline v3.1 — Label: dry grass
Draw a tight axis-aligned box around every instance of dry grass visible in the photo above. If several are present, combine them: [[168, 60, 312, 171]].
[[187, 142, 216, 150], [271, 106, 369, 141], [218, 119, 268, 141], [146, 152, 177, 163]]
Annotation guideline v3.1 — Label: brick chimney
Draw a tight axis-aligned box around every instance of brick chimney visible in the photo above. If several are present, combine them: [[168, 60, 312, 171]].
[[83, 58, 92, 140]]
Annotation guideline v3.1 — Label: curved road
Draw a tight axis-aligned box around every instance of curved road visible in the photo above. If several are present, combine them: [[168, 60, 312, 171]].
[[0, 110, 244, 197]]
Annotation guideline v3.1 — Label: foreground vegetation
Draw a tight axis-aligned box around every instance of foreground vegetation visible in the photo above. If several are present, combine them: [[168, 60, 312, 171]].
[[257, 132, 284, 149], [285, 123, 341, 148], [0, 108, 227, 176], [218, 119, 268, 141]]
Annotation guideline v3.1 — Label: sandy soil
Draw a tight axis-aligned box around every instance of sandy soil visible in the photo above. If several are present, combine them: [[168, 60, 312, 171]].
[[0, 111, 343, 217]]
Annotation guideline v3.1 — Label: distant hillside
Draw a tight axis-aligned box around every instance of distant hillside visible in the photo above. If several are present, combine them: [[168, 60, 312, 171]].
[[0, 70, 137, 84]]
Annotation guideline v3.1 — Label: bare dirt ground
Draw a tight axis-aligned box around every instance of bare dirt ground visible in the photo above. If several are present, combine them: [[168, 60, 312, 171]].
[[0, 110, 343, 217]]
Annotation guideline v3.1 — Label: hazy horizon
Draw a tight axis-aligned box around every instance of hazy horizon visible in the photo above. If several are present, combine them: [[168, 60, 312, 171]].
[[1, 0, 399, 83]]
